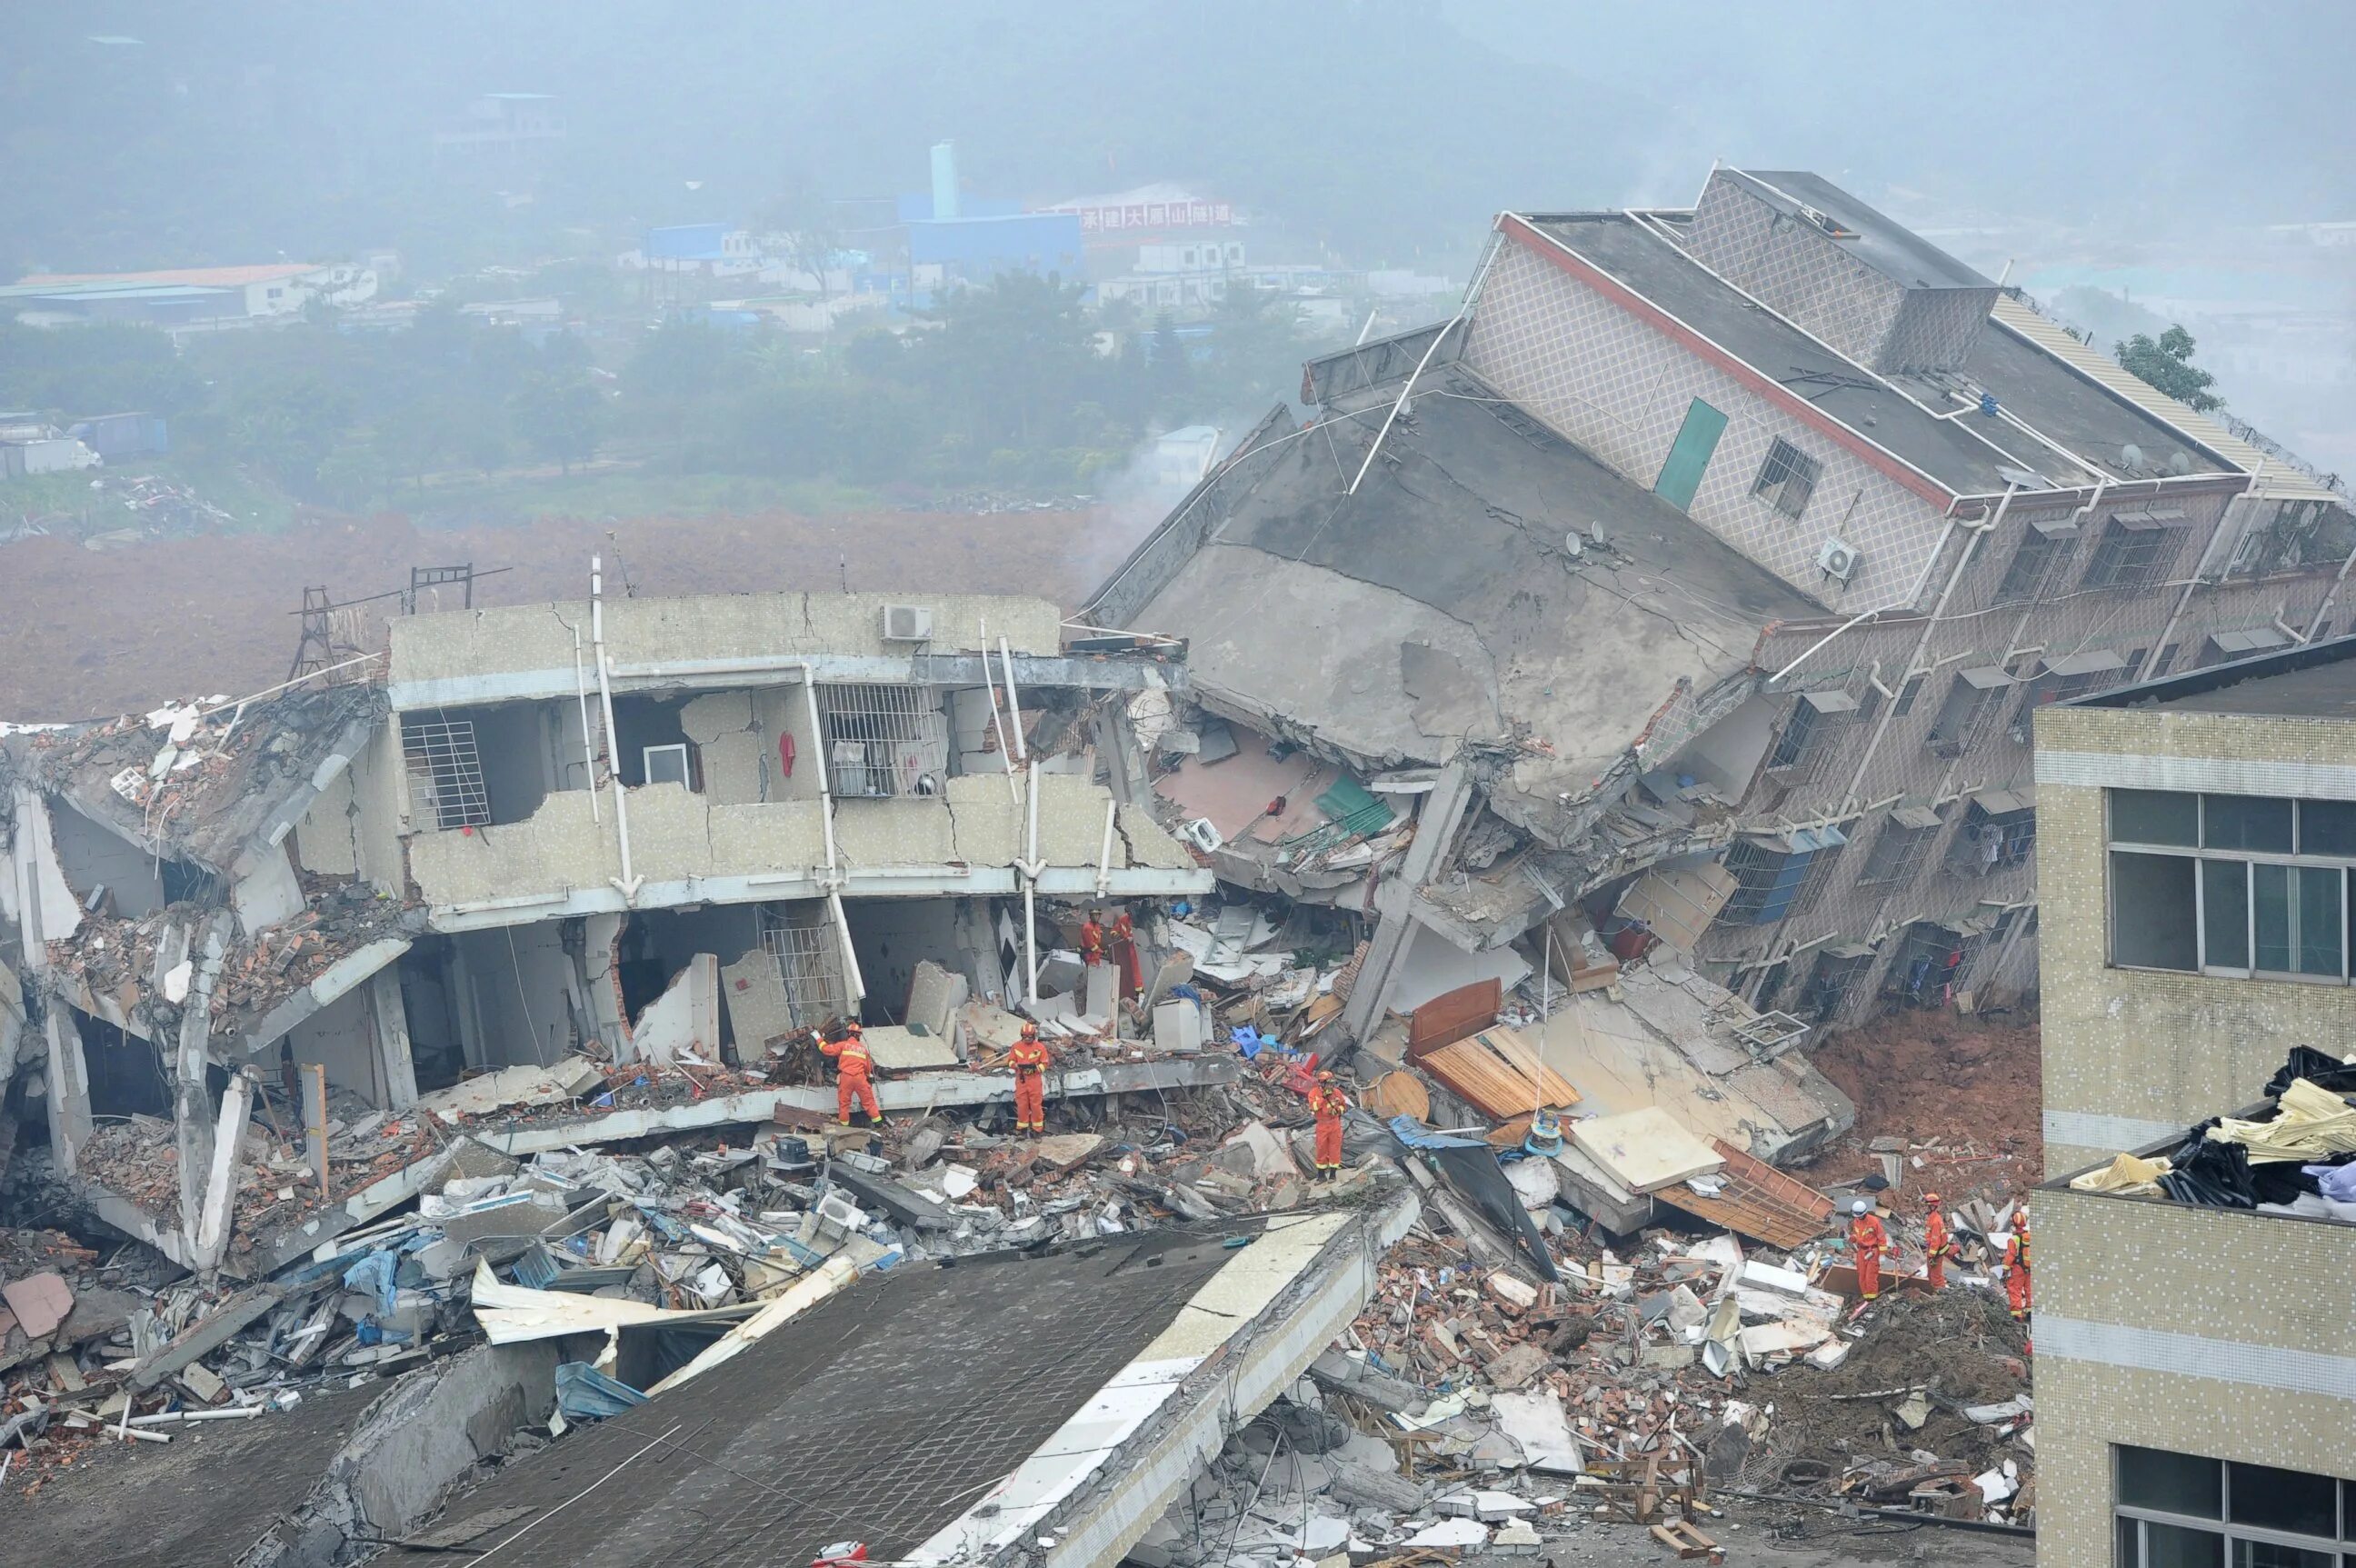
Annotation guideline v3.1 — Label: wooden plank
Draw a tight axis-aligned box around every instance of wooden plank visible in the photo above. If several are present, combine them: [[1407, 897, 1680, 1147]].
[[1406, 979, 1500, 1059], [1363, 1071, 1431, 1122], [1416, 1026, 1580, 1122], [1654, 1136, 1837, 1250]]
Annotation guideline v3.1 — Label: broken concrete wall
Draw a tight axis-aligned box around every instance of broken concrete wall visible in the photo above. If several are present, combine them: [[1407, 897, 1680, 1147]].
[[292, 764, 361, 877], [454, 922, 582, 1069], [348, 722, 407, 894], [582, 912, 628, 1057], [1669, 693, 1779, 798], [631, 952, 720, 1064], [8, 784, 82, 945], [280, 985, 384, 1106], [46, 799, 165, 916], [245, 1342, 560, 1568], [846, 898, 966, 1022], [468, 701, 559, 825], [721, 947, 796, 1054], [751, 683, 823, 803], [682, 690, 765, 805], [232, 840, 307, 933]]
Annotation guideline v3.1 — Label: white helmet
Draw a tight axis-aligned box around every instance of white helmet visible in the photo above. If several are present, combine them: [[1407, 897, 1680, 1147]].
[[1850, 1197, 1872, 1215]]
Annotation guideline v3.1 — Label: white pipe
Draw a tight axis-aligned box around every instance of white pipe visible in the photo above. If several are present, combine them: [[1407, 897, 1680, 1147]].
[[590, 558, 638, 901], [796, 665, 841, 883], [1344, 230, 1506, 497], [999, 636, 1028, 763], [1024, 759, 1042, 1006], [1096, 796, 1118, 898], [571, 622, 600, 824], [1768, 510, 1965, 687], [827, 888, 865, 1006], [979, 641, 1020, 803]]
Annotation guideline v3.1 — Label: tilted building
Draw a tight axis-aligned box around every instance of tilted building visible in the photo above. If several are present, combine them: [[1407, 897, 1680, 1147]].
[[0, 586, 1213, 1273], [1087, 165, 2355, 1046]]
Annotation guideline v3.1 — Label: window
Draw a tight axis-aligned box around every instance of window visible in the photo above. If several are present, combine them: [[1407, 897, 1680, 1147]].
[[402, 716, 491, 830], [1883, 922, 1967, 1006], [817, 684, 949, 799], [1947, 796, 2034, 875], [1992, 519, 2078, 605], [2107, 789, 2356, 980], [1791, 832, 1850, 914], [1764, 699, 1819, 772], [642, 744, 694, 789], [1718, 825, 1847, 925], [1892, 673, 1927, 716], [1856, 809, 1942, 890], [1765, 690, 1860, 780], [1751, 438, 1821, 520], [1924, 667, 2012, 756], [2150, 643, 2181, 679], [2083, 515, 2182, 589], [1797, 947, 1875, 1020], [2012, 651, 2130, 741], [2113, 1447, 2351, 1568], [757, 902, 852, 1030]]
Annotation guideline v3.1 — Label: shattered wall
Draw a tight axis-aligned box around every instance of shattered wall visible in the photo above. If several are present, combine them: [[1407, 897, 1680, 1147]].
[[46, 802, 165, 916]]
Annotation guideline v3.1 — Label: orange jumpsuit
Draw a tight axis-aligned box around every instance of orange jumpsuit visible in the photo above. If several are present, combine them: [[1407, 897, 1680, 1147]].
[[2002, 1227, 2032, 1319], [821, 1034, 882, 1124], [1109, 912, 1141, 998], [1848, 1211, 1891, 1301], [1008, 1035, 1051, 1134], [1079, 918, 1106, 966], [1308, 1084, 1349, 1173], [1923, 1208, 1952, 1291]]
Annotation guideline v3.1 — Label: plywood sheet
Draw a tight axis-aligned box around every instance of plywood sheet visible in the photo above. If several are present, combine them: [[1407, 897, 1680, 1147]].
[[1407, 979, 1500, 1058], [1569, 1105, 1723, 1194], [1414, 1024, 1581, 1123]]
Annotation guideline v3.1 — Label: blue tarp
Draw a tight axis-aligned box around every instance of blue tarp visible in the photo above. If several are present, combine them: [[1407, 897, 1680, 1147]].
[[554, 1362, 651, 1421]]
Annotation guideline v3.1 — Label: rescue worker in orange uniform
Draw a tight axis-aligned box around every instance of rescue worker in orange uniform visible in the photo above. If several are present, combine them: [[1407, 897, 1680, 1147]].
[[1846, 1196, 1892, 1302], [820, 1023, 884, 1127], [1922, 1192, 1954, 1291], [1079, 909, 1107, 967], [1007, 1021, 1052, 1134], [1108, 909, 1142, 999], [2002, 1207, 2032, 1323], [1307, 1071, 1349, 1179]]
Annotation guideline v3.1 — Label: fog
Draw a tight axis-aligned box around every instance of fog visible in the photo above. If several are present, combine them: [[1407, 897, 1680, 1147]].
[[2, 0, 2350, 501]]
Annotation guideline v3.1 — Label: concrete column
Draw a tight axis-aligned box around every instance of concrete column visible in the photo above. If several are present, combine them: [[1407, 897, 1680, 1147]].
[[581, 914, 629, 1057], [370, 967, 420, 1112], [1341, 760, 1475, 1042], [41, 1007, 94, 1172], [192, 1074, 253, 1265], [173, 915, 232, 1242], [1092, 707, 1152, 808]]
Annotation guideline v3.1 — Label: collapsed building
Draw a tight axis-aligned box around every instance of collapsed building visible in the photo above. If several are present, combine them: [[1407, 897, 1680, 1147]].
[[1088, 165, 2356, 1058], [0, 586, 1220, 1273]]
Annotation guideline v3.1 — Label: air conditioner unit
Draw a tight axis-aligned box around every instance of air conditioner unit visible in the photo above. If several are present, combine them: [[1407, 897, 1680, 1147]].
[[880, 604, 933, 642], [1817, 536, 1862, 583]]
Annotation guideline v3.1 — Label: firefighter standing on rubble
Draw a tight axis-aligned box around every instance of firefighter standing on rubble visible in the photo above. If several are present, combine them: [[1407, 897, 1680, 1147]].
[[2002, 1206, 2033, 1325], [1307, 1071, 1349, 1179], [1109, 908, 1141, 999], [1846, 1197, 1892, 1303], [1079, 908, 1107, 967], [1008, 1021, 1052, 1135], [821, 1022, 884, 1127], [1922, 1192, 1954, 1291]]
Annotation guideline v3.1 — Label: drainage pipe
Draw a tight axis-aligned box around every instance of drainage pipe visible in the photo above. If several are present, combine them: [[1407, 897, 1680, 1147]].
[[590, 557, 637, 900]]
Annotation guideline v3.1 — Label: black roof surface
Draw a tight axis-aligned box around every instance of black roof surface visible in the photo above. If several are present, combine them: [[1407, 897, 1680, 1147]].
[[1723, 169, 1993, 291]]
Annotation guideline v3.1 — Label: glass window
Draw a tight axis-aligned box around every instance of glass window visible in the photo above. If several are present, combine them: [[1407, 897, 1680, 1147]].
[[2230, 1462, 2339, 1536], [2204, 794, 2294, 853], [2299, 866, 2344, 977], [2204, 860, 2251, 969], [2301, 799, 2356, 856], [2146, 1523, 2226, 1568], [2121, 1446, 2224, 1517], [2254, 863, 2292, 972], [2115, 788, 2200, 845], [2230, 1543, 2332, 1568], [2113, 853, 2199, 970]]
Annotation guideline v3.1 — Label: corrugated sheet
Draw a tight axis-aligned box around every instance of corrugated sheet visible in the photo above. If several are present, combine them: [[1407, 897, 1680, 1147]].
[[1655, 1138, 1835, 1249], [1992, 295, 2339, 503]]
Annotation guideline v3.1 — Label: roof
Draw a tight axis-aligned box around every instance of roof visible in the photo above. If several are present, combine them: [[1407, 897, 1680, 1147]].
[[1990, 294, 2341, 503], [1719, 169, 1993, 291], [1123, 372, 1820, 822], [383, 1230, 1250, 1567], [1522, 214, 2241, 496], [2075, 630, 2356, 720], [15, 264, 317, 288]]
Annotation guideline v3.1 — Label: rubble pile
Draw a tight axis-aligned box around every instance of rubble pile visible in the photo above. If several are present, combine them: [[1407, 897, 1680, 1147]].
[[208, 880, 412, 1035]]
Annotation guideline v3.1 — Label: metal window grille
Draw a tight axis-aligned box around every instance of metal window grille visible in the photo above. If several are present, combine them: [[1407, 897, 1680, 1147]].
[[1718, 841, 1792, 924], [758, 903, 852, 1030], [1885, 923, 1965, 1005], [1798, 952, 1874, 1021], [1751, 439, 1821, 520], [1764, 700, 1819, 771], [1790, 839, 1848, 914], [1892, 674, 1926, 716], [1856, 819, 1939, 889], [817, 684, 949, 799], [402, 717, 490, 829], [1926, 674, 2007, 756], [1992, 528, 2071, 605], [2082, 519, 2178, 589], [2149, 643, 2181, 678]]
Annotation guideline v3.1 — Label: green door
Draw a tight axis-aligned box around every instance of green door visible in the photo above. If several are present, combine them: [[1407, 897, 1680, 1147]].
[[1654, 398, 1727, 511]]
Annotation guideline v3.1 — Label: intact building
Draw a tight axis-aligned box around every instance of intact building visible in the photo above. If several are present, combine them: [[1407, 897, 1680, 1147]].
[[1088, 164, 2356, 1042], [2032, 640, 2356, 1568]]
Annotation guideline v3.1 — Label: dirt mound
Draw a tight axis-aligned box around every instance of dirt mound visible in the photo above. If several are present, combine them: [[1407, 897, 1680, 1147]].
[[1801, 1010, 2042, 1201], [1749, 1287, 2029, 1486], [0, 503, 1124, 721]]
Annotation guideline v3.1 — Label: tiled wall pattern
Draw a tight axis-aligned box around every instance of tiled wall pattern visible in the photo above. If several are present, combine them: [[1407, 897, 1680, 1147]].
[[2037, 1188, 2356, 1568], [1685, 175, 1905, 368], [1463, 236, 1948, 611], [2033, 703, 2356, 1173], [1884, 285, 2002, 375]]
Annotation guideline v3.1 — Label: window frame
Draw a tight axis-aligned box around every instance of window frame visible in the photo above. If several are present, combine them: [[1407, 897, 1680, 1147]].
[[2112, 1445, 2351, 1565], [2105, 790, 2356, 984], [2082, 515, 2183, 590], [1750, 437, 1822, 521]]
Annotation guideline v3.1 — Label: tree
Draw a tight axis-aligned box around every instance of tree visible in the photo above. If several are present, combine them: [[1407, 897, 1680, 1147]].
[[508, 370, 606, 474], [2116, 325, 2222, 413]]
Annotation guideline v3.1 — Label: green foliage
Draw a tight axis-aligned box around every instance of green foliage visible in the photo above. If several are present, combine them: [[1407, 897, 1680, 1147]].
[[2115, 325, 2222, 414], [507, 369, 608, 474]]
